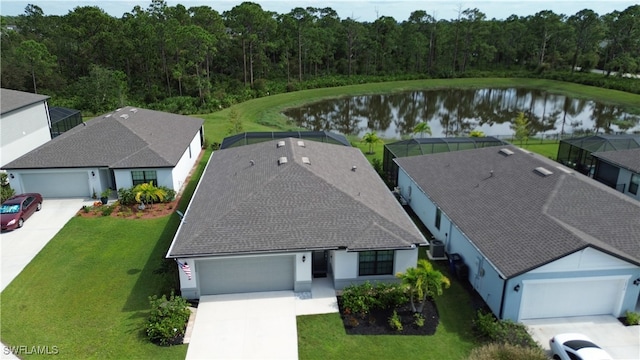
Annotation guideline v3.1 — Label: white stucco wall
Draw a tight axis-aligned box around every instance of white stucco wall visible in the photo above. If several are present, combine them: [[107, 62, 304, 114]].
[[113, 168, 174, 191], [170, 129, 203, 191], [332, 248, 419, 290], [0, 102, 51, 167]]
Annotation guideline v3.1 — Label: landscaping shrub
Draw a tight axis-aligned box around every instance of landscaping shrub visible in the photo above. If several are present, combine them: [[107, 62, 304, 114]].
[[340, 281, 406, 317], [101, 206, 113, 216], [624, 310, 640, 326], [118, 187, 136, 206], [467, 343, 548, 360], [473, 310, 537, 348], [146, 291, 191, 346], [388, 310, 403, 332]]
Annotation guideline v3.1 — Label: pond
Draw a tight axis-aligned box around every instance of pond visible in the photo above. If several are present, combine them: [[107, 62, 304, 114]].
[[283, 88, 640, 139]]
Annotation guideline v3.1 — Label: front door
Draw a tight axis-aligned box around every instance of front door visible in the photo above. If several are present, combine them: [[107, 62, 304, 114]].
[[312, 250, 328, 278]]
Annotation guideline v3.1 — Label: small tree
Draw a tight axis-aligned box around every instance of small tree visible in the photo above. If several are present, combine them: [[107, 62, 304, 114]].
[[510, 112, 530, 144], [134, 182, 167, 209], [362, 131, 382, 154], [227, 108, 243, 135], [469, 129, 485, 137], [413, 122, 432, 138], [397, 259, 450, 313]]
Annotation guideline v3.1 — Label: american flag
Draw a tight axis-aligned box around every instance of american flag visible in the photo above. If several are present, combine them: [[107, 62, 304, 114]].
[[177, 260, 192, 280]]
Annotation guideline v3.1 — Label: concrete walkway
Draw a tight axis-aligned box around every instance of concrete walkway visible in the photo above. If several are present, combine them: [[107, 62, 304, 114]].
[[186, 278, 339, 360], [524, 315, 640, 360]]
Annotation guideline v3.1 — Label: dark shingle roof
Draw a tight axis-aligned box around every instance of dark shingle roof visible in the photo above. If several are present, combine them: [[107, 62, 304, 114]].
[[3, 106, 203, 169], [1, 88, 50, 115], [592, 148, 640, 173], [395, 146, 640, 278], [168, 138, 426, 257]]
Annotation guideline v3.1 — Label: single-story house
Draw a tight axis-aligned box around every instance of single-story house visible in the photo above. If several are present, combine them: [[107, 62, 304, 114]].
[[395, 146, 640, 322], [592, 148, 640, 202], [0, 88, 51, 168], [166, 137, 427, 298], [2, 106, 204, 198]]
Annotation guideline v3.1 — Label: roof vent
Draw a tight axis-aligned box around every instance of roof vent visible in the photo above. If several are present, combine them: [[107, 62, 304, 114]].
[[351, 165, 357, 172], [119, 114, 129, 120], [130, 108, 138, 113], [499, 148, 514, 156], [297, 140, 305, 147], [104, 114, 112, 118], [277, 140, 286, 148], [249, 160, 255, 166], [302, 157, 310, 164], [555, 166, 572, 174], [534, 167, 553, 177], [278, 157, 288, 165]]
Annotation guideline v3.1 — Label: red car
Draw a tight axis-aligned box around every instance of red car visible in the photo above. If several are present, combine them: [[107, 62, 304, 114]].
[[1, 193, 43, 231]]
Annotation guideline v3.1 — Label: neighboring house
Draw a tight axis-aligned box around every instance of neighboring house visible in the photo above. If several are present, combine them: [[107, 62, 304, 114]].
[[0, 88, 52, 168], [592, 148, 640, 201], [2, 106, 204, 198], [556, 134, 640, 176], [166, 137, 427, 298], [395, 146, 640, 322]]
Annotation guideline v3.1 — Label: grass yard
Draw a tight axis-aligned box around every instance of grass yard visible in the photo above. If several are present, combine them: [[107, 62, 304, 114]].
[[0, 151, 210, 359], [297, 260, 479, 360]]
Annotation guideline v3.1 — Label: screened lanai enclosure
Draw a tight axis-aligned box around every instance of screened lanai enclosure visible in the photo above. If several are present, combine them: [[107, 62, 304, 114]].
[[220, 131, 350, 149], [556, 135, 640, 176], [48, 107, 82, 138], [383, 137, 507, 186]]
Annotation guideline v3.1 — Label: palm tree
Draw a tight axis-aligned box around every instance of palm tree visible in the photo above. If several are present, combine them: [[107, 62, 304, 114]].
[[413, 122, 432, 138], [362, 131, 382, 154], [134, 182, 167, 209], [397, 259, 450, 313]]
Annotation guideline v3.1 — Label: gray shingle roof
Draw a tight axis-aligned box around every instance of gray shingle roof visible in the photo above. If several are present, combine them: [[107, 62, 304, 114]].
[[1, 88, 50, 115], [592, 148, 640, 173], [168, 138, 427, 257], [3, 106, 203, 169], [395, 146, 640, 278]]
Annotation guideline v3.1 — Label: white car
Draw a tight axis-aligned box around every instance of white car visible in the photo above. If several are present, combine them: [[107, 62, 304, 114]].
[[549, 333, 613, 360]]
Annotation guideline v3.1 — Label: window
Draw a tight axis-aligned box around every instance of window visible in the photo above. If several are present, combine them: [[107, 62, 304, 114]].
[[358, 250, 394, 276], [131, 170, 157, 186], [435, 208, 442, 230], [630, 174, 639, 195]]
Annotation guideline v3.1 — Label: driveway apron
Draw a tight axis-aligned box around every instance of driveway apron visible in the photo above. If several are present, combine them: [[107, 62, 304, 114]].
[[186, 291, 298, 360], [0, 198, 91, 291], [524, 315, 640, 360]]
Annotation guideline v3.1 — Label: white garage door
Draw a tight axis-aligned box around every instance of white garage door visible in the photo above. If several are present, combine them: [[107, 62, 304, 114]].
[[22, 172, 90, 198], [198, 256, 294, 295], [519, 276, 626, 320]]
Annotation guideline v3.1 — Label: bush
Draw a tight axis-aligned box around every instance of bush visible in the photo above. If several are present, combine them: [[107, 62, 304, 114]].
[[341, 281, 407, 317], [146, 291, 191, 346], [414, 313, 425, 327], [388, 310, 403, 332], [473, 310, 537, 348], [118, 187, 136, 206], [101, 206, 113, 216], [624, 310, 640, 326], [467, 343, 548, 360]]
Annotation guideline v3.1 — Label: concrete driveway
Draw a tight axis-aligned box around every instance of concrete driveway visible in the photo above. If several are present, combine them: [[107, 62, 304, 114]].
[[187, 291, 298, 360], [0, 197, 92, 291], [523, 315, 640, 360]]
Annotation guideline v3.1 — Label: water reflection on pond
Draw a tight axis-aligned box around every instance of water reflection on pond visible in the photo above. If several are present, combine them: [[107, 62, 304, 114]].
[[283, 88, 640, 138]]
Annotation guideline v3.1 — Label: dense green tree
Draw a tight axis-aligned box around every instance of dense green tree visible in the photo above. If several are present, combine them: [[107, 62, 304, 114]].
[[15, 39, 56, 93]]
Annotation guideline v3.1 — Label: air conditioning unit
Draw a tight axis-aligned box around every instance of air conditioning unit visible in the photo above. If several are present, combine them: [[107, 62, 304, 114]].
[[429, 240, 445, 258]]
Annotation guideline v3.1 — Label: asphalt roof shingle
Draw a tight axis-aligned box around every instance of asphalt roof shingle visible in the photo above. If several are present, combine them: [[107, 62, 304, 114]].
[[168, 138, 427, 257], [395, 146, 640, 278], [3, 106, 203, 169], [1, 88, 50, 115]]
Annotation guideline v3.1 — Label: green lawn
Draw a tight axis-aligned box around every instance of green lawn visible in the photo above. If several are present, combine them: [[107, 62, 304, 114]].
[[297, 260, 479, 360]]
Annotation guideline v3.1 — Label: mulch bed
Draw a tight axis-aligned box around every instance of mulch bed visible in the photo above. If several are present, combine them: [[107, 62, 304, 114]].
[[337, 296, 439, 336]]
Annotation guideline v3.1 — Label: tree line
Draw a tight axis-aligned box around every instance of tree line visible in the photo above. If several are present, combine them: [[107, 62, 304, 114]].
[[1, 1, 639, 115]]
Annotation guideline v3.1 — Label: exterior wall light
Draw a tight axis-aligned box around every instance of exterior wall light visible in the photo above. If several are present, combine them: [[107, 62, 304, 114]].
[[513, 284, 520, 292], [633, 278, 640, 286], [91, 171, 95, 177], [302, 255, 306, 263], [9, 173, 15, 179]]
